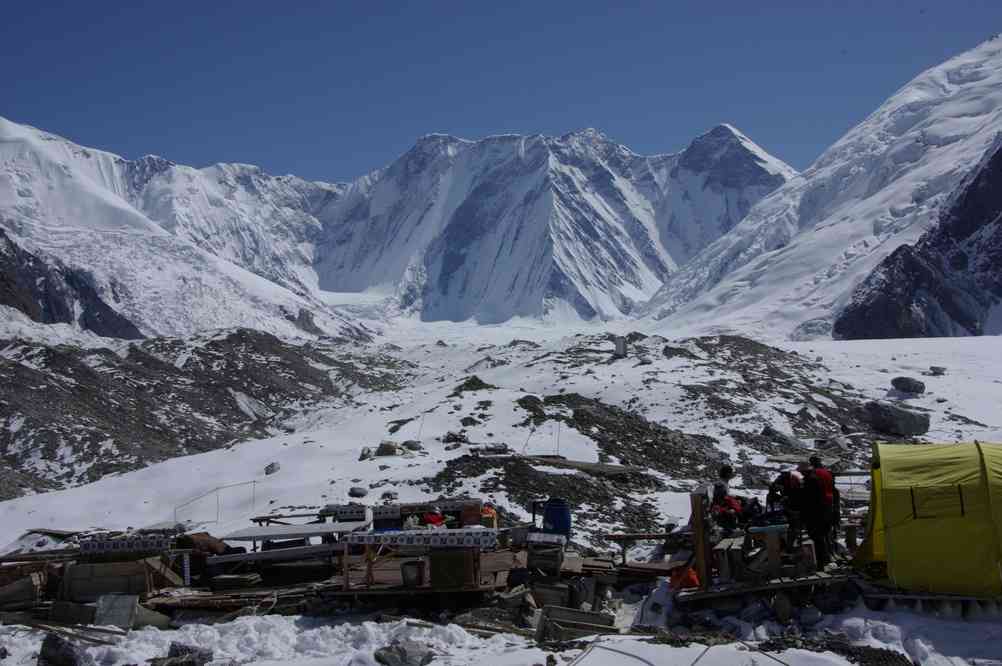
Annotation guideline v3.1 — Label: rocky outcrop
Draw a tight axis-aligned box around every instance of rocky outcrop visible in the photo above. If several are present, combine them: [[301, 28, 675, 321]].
[[0, 329, 412, 497], [834, 137, 1002, 339], [0, 229, 143, 339]]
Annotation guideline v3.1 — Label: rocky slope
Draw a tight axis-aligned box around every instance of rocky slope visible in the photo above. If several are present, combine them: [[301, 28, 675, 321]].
[[0, 329, 413, 498], [834, 136, 1002, 338], [0, 228, 143, 339], [645, 36, 1002, 339]]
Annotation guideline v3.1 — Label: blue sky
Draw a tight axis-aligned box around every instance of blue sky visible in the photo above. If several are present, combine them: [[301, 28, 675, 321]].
[[4, 2, 1001, 181]]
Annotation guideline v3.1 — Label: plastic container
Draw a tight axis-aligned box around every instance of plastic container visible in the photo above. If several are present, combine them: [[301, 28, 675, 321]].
[[542, 497, 572, 537], [400, 560, 425, 587]]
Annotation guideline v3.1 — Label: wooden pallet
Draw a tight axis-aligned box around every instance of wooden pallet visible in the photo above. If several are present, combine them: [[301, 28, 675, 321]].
[[675, 570, 850, 602]]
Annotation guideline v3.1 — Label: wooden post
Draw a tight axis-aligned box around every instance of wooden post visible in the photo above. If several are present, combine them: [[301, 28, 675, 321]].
[[364, 545, 374, 588], [845, 525, 858, 553], [690, 492, 709, 590], [342, 548, 351, 590], [766, 532, 782, 579]]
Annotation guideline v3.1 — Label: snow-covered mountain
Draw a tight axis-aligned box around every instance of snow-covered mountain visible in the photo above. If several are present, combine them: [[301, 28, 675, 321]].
[[0, 117, 363, 340], [316, 125, 793, 322], [645, 36, 1002, 339], [834, 134, 1002, 338], [0, 117, 793, 336]]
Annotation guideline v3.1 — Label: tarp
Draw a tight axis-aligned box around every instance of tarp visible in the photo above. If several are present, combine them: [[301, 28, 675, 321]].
[[855, 442, 1002, 597]]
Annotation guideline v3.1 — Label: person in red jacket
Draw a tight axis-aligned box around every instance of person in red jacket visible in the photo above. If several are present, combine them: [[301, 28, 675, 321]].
[[423, 507, 446, 528], [803, 456, 836, 567]]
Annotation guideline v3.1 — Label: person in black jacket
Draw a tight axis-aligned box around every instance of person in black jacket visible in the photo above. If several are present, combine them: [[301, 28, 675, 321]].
[[801, 465, 834, 569]]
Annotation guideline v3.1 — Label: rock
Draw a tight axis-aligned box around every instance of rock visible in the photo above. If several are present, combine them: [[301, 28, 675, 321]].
[[761, 424, 806, 449], [264, 462, 281, 475], [0, 646, 8, 660], [709, 596, 743, 615], [402, 440, 423, 451], [739, 599, 771, 624], [375, 441, 400, 456], [460, 416, 480, 427], [929, 366, 947, 376], [373, 639, 434, 666], [444, 442, 461, 451], [812, 591, 844, 614], [891, 376, 926, 394], [163, 643, 213, 666], [435, 340, 449, 347], [771, 592, 793, 623], [349, 486, 369, 498], [358, 447, 374, 461], [442, 431, 467, 444], [797, 605, 823, 626], [381, 490, 399, 500], [861, 401, 930, 436], [38, 633, 87, 666]]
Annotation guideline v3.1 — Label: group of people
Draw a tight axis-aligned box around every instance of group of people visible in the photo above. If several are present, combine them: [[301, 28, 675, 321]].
[[708, 456, 839, 568], [766, 456, 838, 567]]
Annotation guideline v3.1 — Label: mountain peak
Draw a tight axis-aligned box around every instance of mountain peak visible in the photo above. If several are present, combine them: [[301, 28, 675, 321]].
[[678, 123, 796, 187]]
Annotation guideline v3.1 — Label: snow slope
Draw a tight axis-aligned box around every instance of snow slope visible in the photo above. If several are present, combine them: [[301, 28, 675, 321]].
[[645, 35, 1002, 339], [0, 117, 362, 339]]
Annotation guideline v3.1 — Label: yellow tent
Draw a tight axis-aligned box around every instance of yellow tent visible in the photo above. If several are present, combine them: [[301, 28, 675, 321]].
[[855, 441, 1002, 597]]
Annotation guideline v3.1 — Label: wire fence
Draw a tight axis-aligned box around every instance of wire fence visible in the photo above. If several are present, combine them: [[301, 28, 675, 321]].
[[173, 479, 262, 526]]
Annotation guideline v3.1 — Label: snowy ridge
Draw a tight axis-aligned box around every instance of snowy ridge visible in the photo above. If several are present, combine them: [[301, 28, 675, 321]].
[[0, 117, 363, 339], [0, 117, 793, 335], [645, 36, 1002, 339], [316, 124, 793, 322]]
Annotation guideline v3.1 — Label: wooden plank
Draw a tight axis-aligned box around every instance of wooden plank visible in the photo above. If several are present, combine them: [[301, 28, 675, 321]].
[[207, 543, 341, 565], [676, 573, 851, 602], [690, 493, 708, 591]]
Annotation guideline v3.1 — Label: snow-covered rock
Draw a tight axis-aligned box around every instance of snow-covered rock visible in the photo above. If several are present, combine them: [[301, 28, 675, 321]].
[[834, 134, 1002, 338], [645, 35, 1002, 339]]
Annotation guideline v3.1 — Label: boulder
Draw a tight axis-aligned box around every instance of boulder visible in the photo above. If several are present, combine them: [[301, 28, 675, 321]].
[[374, 639, 434, 666], [929, 366, 947, 376], [861, 401, 930, 436], [375, 441, 400, 456], [402, 440, 423, 451], [349, 486, 369, 498], [358, 447, 374, 461], [797, 605, 823, 626], [761, 425, 806, 449], [891, 376, 926, 394], [167, 644, 213, 666], [771, 592, 793, 623], [381, 490, 399, 501], [37, 633, 87, 666], [264, 462, 281, 475]]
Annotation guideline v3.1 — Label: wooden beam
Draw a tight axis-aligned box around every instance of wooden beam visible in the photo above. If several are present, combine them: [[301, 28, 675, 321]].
[[690, 492, 709, 591]]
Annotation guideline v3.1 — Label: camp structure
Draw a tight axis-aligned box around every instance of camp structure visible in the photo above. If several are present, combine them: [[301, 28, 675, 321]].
[[854, 441, 1002, 598]]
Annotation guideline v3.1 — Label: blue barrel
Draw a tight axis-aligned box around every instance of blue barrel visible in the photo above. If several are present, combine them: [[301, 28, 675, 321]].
[[541, 497, 572, 537]]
